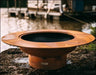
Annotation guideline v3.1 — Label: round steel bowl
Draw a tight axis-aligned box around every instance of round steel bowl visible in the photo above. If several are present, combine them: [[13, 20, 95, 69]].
[[2, 30, 95, 70]]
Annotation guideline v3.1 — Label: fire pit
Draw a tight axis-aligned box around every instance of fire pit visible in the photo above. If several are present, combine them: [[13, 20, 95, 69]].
[[2, 30, 95, 70]]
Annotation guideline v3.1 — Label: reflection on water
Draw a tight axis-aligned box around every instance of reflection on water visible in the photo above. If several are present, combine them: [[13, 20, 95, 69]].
[[1, 8, 95, 52]]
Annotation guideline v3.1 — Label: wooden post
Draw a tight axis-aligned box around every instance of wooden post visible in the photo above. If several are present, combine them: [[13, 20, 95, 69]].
[[18, 0, 21, 18], [14, 0, 18, 16], [36, 0, 39, 15], [19, 0, 21, 10], [15, 0, 16, 9], [7, 0, 9, 8], [7, 0, 9, 17], [7, 0, 9, 11], [37, 0, 39, 11]]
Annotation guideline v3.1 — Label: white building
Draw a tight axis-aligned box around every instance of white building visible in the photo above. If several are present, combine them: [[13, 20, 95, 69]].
[[27, 0, 65, 16], [28, 0, 62, 9]]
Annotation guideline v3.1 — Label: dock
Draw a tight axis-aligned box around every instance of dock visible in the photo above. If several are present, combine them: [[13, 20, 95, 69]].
[[8, 8, 27, 17], [8, 8, 62, 19], [6, 0, 96, 19]]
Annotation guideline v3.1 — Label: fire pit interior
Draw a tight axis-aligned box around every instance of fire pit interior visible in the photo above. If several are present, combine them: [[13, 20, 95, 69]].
[[2, 30, 95, 70], [21, 32, 74, 42]]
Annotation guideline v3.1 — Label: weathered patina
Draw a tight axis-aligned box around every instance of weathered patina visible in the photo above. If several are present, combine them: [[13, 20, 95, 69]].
[[2, 30, 95, 70]]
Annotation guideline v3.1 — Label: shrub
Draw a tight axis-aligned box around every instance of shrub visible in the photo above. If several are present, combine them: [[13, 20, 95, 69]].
[[91, 26, 96, 37], [79, 43, 96, 51]]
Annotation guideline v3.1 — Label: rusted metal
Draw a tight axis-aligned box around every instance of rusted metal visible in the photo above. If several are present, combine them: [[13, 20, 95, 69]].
[[29, 55, 67, 70], [2, 30, 95, 70]]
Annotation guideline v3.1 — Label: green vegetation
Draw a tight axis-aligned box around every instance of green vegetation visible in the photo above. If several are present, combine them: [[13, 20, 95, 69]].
[[79, 43, 96, 51], [91, 26, 96, 37], [79, 24, 96, 51]]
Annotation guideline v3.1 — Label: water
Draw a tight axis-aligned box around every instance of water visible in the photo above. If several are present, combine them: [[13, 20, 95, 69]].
[[0, 8, 95, 52]]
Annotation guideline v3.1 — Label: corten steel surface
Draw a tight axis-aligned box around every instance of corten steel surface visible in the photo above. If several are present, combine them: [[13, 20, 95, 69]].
[[2, 30, 95, 70]]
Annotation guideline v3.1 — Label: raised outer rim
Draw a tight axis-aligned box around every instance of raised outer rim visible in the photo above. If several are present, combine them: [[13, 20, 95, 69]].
[[2, 30, 95, 49]]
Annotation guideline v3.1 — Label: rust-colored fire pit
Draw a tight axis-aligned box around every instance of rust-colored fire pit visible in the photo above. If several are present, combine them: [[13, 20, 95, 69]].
[[2, 30, 95, 70]]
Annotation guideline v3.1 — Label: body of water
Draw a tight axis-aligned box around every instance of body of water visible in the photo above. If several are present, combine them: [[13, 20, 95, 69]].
[[0, 8, 95, 52]]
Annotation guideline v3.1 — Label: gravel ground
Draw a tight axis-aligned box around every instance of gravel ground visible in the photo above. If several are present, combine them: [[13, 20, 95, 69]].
[[0, 44, 96, 75]]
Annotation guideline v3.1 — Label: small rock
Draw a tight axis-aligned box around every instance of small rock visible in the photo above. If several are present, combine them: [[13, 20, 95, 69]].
[[67, 60, 72, 64], [8, 66, 17, 69]]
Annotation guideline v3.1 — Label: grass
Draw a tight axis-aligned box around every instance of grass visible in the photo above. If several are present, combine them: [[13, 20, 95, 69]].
[[79, 43, 96, 51], [79, 23, 96, 51], [91, 26, 96, 37]]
